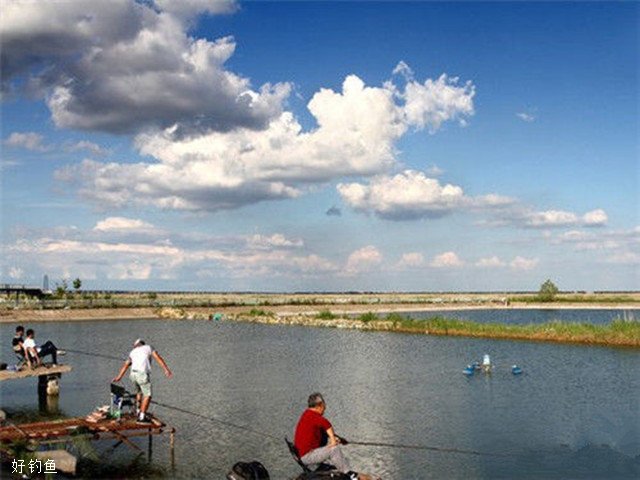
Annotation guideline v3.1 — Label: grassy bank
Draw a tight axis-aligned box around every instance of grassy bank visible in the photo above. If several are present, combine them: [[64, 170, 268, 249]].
[[233, 311, 640, 348]]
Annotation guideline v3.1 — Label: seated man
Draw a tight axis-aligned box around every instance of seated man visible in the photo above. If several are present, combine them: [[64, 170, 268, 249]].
[[12, 326, 26, 366], [294, 392, 356, 478], [22, 329, 64, 368]]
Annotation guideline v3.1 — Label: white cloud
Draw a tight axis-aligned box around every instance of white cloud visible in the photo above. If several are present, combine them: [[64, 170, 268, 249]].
[[246, 234, 303, 250], [396, 252, 425, 269], [525, 210, 579, 228], [397, 72, 475, 132], [8, 266, 24, 279], [66, 140, 107, 156], [516, 112, 535, 122], [430, 251, 464, 268], [5, 225, 338, 282], [488, 207, 610, 229], [344, 245, 383, 275], [4, 132, 49, 151], [338, 170, 512, 220], [475, 256, 506, 268], [93, 217, 156, 232], [582, 209, 608, 227], [605, 252, 640, 265], [57, 68, 475, 212], [509, 256, 538, 271]]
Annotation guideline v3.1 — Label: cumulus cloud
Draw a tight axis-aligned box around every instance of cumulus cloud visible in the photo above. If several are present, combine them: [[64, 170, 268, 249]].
[[475, 256, 506, 268], [430, 251, 464, 268], [4, 132, 49, 151], [550, 226, 639, 256], [1, 0, 287, 134], [338, 170, 513, 220], [582, 209, 608, 227], [344, 245, 383, 275], [57, 69, 475, 211], [394, 72, 475, 132], [246, 233, 304, 250], [483, 206, 609, 230], [396, 252, 425, 269], [509, 256, 538, 271]]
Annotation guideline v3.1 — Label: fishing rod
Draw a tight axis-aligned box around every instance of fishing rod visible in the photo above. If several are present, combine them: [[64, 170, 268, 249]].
[[65, 348, 280, 441], [64, 348, 125, 362], [150, 400, 281, 442], [345, 440, 510, 457], [64, 347, 521, 457]]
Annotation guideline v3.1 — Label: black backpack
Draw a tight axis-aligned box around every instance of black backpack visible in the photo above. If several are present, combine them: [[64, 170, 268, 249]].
[[226, 461, 270, 480]]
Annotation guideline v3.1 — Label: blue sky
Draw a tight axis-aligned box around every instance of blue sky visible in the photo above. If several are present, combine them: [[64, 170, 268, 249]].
[[1, 1, 638, 291]]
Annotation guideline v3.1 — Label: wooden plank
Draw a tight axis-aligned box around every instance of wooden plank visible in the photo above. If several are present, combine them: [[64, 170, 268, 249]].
[[0, 365, 72, 381], [0, 415, 166, 443]]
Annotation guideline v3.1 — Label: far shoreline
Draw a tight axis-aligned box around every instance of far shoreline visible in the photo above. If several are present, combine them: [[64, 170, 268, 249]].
[[1, 302, 639, 324]]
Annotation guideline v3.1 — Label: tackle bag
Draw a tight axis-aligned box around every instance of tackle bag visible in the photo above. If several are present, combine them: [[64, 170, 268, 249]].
[[226, 461, 270, 480]]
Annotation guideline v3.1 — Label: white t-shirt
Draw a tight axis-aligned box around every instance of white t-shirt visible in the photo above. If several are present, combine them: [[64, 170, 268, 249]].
[[23, 338, 40, 352], [129, 345, 153, 373]]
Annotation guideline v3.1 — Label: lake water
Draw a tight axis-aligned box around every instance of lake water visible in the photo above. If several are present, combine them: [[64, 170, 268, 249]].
[[1, 313, 639, 479]]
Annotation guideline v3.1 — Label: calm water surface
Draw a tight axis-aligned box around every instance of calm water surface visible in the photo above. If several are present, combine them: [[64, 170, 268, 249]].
[[1, 315, 639, 479]]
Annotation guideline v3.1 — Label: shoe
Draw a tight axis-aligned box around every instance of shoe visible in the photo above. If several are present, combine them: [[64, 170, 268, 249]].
[[57, 350, 66, 356], [137, 416, 152, 424]]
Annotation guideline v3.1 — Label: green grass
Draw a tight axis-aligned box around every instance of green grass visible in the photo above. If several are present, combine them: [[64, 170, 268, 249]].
[[358, 312, 378, 323], [316, 309, 337, 320], [382, 315, 640, 347], [245, 308, 274, 317]]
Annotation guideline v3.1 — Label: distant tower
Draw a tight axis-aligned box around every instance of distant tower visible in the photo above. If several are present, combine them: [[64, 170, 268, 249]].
[[43, 274, 50, 292]]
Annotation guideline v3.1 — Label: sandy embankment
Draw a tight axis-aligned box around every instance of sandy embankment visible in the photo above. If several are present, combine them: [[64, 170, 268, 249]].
[[0, 301, 638, 323]]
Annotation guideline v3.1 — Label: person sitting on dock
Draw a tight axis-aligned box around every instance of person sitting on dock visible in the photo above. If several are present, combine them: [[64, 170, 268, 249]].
[[294, 392, 358, 478], [112, 338, 172, 424], [11, 326, 26, 367], [22, 329, 64, 368]]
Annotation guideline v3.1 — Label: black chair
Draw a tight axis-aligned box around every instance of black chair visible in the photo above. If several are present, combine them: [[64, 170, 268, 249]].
[[285, 438, 336, 473], [110, 383, 136, 417]]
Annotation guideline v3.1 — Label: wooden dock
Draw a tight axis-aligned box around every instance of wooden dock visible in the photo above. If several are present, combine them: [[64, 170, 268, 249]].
[[0, 364, 71, 382], [1, 413, 175, 470]]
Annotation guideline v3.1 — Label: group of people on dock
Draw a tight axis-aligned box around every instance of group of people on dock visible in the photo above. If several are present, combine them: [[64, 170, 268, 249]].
[[11, 325, 65, 369]]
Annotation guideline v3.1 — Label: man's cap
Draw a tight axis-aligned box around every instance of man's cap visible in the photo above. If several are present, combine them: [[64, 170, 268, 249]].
[[133, 338, 145, 346]]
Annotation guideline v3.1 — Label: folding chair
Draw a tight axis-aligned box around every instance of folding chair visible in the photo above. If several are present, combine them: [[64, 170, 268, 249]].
[[285, 438, 336, 474], [110, 383, 136, 418]]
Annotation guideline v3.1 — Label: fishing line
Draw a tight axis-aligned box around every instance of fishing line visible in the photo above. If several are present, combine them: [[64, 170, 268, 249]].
[[63, 347, 523, 457], [150, 400, 281, 442], [346, 440, 510, 457], [64, 348, 125, 362]]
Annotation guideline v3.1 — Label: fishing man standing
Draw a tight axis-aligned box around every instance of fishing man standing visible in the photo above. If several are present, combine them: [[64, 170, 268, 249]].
[[112, 338, 172, 423]]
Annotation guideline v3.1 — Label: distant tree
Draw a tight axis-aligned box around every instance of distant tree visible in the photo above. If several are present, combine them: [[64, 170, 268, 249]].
[[537, 279, 559, 302], [72, 277, 82, 293], [54, 279, 69, 298]]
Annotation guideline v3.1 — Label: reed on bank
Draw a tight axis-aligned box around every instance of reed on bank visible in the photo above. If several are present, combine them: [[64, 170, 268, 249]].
[[233, 311, 640, 348]]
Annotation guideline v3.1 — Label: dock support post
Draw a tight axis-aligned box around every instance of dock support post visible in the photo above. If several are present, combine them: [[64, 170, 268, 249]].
[[147, 428, 153, 462], [170, 428, 175, 469]]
